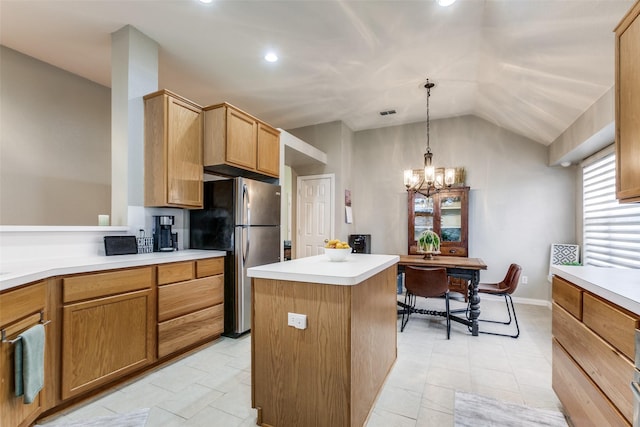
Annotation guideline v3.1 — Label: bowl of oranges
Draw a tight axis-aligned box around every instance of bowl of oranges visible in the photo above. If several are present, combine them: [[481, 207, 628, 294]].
[[324, 239, 352, 261]]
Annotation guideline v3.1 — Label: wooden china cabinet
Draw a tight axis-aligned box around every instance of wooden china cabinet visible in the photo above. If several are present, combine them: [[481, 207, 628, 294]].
[[407, 187, 470, 297], [407, 187, 469, 256]]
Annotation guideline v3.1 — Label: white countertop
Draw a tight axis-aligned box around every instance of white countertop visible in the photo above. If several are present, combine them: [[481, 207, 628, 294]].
[[247, 253, 399, 286], [0, 249, 226, 292], [551, 265, 640, 315]]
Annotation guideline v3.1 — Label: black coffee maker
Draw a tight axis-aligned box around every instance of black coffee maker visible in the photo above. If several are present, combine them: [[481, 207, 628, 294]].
[[153, 215, 176, 252]]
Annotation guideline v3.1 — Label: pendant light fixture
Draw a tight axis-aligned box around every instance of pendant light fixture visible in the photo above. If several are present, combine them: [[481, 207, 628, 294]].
[[404, 78, 455, 198]]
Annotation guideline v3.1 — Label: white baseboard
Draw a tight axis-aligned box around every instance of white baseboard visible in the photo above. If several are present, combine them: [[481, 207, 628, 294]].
[[481, 294, 551, 309]]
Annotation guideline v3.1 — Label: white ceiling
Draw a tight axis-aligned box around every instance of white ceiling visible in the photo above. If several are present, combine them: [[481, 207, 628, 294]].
[[0, 0, 634, 146]]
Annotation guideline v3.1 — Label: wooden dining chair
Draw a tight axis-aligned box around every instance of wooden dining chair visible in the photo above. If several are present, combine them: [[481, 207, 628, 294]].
[[477, 263, 522, 338], [400, 266, 451, 339]]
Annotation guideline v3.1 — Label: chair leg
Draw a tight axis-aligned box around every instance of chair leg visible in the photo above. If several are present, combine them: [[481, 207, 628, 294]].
[[401, 292, 413, 332], [478, 294, 513, 325], [445, 292, 451, 340], [478, 294, 520, 338]]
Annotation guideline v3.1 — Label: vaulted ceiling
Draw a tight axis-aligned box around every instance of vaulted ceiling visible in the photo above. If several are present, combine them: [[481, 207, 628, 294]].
[[0, 0, 634, 145]]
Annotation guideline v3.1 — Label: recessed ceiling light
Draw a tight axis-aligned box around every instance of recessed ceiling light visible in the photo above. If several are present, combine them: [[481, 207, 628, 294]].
[[264, 52, 278, 63], [198, 0, 213, 3], [560, 161, 572, 167], [437, 0, 456, 6]]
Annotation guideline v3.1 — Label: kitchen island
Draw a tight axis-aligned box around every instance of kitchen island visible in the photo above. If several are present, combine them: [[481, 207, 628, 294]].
[[248, 253, 399, 427], [550, 265, 640, 426]]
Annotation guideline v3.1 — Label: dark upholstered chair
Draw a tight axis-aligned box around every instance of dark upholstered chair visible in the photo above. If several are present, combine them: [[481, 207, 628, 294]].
[[400, 266, 451, 339], [477, 263, 522, 338]]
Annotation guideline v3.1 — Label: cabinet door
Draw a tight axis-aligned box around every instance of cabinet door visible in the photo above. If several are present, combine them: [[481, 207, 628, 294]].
[[226, 107, 257, 170], [61, 289, 154, 400], [437, 189, 468, 256], [257, 123, 280, 177], [615, 3, 640, 202], [0, 283, 46, 427], [167, 97, 203, 207], [407, 192, 434, 254]]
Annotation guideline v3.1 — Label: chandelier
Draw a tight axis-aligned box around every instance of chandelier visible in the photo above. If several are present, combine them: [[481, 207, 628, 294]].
[[404, 79, 455, 198]]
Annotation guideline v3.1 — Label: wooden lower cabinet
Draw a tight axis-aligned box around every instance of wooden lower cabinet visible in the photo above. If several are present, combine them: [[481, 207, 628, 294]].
[[2, 256, 224, 424], [553, 339, 629, 427], [0, 281, 48, 427], [61, 288, 155, 399], [61, 266, 155, 400], [552, 275, 638, 427], [157, 259, 224, 358]]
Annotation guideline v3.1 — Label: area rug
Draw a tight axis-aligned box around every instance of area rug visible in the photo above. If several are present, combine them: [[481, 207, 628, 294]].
[[36, 408, 150, 427], [454, 391, 567, 427]]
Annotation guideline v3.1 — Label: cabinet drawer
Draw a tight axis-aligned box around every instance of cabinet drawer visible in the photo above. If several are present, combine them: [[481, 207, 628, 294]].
[[552, 339, 629, 427], [196, 257, 224, 278], [63, 267, 152, 303], [553, 303, 634, 422], [441, 246, 467, 257], [158, 304, 223, 358], [158, 261, 194, 285], [583, 293, 639, 361], [0, 281, 46, 327], [552, 276, 582, 320], [158, 275, 223, 322]]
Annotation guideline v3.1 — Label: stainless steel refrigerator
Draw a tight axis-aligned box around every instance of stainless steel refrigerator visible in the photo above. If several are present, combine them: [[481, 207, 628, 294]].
[[190, 177, 281, 337]]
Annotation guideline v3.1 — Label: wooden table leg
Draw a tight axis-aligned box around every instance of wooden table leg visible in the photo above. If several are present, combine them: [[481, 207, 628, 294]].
[[468, 271, 480, 336]]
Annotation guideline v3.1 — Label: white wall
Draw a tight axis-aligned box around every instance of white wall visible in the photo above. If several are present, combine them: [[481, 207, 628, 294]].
[[0, 46, 111, 225], [351, 115, 576, 301]]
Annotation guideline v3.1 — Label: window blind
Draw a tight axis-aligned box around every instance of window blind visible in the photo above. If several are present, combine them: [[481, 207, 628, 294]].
[[583, 152, 640, 269]]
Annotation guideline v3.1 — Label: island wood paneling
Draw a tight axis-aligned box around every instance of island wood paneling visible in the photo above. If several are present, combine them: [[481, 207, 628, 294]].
[[553, 303, 634, 422], [252, 264, 397, 427], [553, 339, 629, 427], [582, 293, 639, 361]]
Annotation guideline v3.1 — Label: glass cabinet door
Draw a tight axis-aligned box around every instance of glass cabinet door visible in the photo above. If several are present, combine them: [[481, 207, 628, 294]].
[[413, 194, 434, 241], [439, 194, 462, 243]]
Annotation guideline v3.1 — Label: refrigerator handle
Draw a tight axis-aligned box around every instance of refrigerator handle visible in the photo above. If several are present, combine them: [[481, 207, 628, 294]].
[[244, 226, 250, 264], [243, 183, 251, 227]]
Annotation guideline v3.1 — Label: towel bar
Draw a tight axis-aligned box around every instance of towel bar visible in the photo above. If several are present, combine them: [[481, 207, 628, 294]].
[[1, 312, 50, 344]]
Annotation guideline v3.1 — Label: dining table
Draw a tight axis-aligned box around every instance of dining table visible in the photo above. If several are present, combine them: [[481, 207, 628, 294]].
[[398, 255, 488, 336]]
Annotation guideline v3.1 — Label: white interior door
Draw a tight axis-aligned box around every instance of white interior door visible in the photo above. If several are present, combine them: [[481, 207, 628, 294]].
[[296, 174, 334, 258]]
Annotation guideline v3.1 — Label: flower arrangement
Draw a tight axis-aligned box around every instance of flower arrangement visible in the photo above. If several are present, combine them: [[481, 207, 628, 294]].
[[418, 230, 441, 253]]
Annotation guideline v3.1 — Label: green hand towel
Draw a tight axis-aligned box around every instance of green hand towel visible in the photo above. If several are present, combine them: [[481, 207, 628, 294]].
[[14, 324, 45, 404]]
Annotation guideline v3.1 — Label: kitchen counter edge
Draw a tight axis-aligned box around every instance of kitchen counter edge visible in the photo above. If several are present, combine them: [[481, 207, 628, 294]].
[[0, 250, 227, 292], [247, 254, 399, 286]]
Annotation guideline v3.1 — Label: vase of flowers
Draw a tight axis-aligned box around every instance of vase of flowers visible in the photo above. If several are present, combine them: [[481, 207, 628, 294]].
[[418, 230, 441, 259]]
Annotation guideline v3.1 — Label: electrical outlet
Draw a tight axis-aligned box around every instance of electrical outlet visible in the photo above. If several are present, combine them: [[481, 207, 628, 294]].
[[521, 275, 528, 284], [287, 312, 307, 330]]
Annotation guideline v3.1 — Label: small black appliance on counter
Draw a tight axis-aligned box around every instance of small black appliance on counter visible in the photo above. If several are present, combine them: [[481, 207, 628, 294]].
[[153, 215, 176, 252], [349, 234, 371, 254]]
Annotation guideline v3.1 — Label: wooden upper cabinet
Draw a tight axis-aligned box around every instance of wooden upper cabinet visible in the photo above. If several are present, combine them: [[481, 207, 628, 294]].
[[615, 0, 640, 203], [226, 106, 257, 170], [203, 102, 280, 179], [257, 123, 280, 177], [144, 90, 203, 209]]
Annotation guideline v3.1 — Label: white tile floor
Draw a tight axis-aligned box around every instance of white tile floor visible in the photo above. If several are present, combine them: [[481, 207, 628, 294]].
[[39, 297, 561, 427]]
